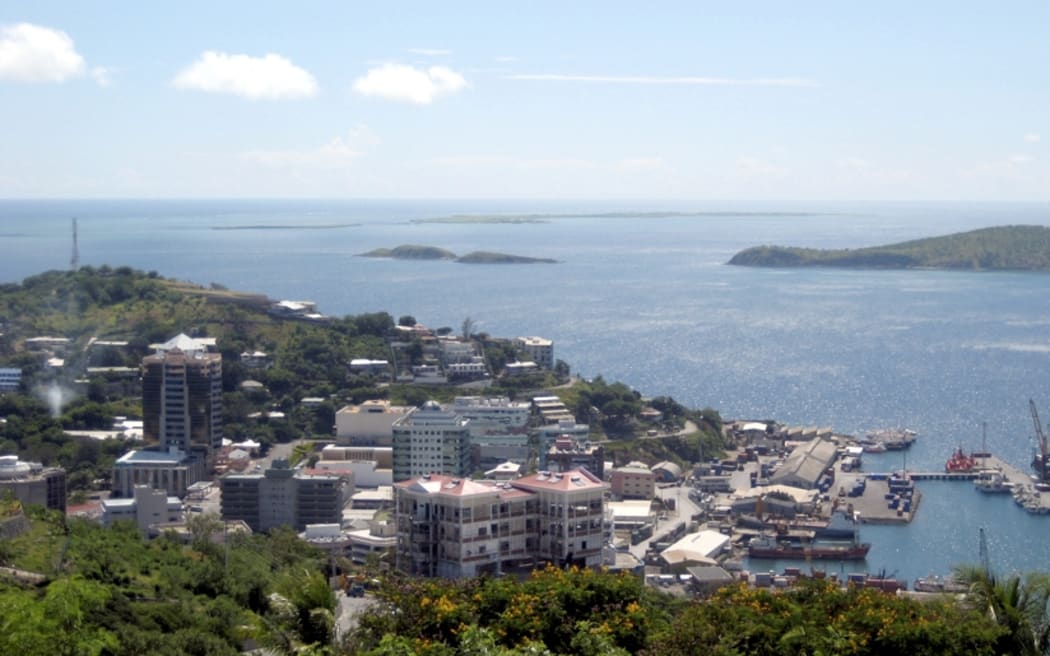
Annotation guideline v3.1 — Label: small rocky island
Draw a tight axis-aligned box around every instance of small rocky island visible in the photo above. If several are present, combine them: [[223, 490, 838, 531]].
[[358, 244, 557, 264], [728, 225, 1050, 272]]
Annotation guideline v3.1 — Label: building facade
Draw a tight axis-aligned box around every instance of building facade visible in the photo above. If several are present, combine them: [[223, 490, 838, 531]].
[[334, 400, 412, 446], [610, 462, 656, 500], [0, 455, 66, 512], [142, 334, 223, 472], [220, 460, 353, 532], [515, 336, 554, 369], [395, 468, 607, 578], [391, 402, 471, 482]]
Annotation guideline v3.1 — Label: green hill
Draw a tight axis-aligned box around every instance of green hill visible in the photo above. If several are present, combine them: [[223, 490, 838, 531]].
[[727, 225, 1050, 272], [358, 244, 457, 260], [456, 251, 557, 264]]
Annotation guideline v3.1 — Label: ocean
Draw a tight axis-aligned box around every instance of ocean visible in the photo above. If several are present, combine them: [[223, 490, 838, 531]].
[[2, 198, 1049, 582]]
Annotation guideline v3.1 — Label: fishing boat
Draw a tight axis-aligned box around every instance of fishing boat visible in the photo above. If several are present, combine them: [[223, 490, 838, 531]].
[[973, 470, 1013, 494], [747, 534, 870, 560], [913, 574, 968, 594]]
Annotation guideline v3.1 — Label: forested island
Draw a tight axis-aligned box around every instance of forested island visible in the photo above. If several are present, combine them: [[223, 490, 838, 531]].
[[728, 225, 1050, 272], [359, 244, 557, 264]]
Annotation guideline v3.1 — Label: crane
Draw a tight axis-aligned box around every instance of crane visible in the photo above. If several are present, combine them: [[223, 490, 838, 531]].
[[1029, 399, 1049, 481]]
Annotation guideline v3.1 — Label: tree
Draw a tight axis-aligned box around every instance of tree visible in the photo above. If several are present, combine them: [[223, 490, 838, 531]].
[[462, 317, 475, 339], [397, 315, 417, 327], [954, 564, 1050, 655]]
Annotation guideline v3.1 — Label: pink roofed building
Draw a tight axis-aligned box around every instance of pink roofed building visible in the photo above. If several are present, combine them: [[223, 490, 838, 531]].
[[394, 468, 607, 578]]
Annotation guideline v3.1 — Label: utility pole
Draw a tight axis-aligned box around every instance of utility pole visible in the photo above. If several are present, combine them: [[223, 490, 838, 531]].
[[70, 217, 79, 270]]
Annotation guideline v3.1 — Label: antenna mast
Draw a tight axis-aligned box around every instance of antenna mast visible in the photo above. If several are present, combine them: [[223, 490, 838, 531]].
[[70, 217, 79, 270]]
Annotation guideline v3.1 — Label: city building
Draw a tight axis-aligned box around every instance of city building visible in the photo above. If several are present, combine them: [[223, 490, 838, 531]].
[[101, 484, 182, 536], [395, 468, 607, 578], [391, 402, 471, 482], [452, 396, 530, 437], [610, 461, 656, 500], [769, 438, 838, 490], [220, 459, 353, 532], [545, 435, 605, 479], [141, 333, 223, 475], [515, 336, 554, 369], [0, 455, 66, 512], [651, 461, 683, 483], [112, 448, 194, 498], [334, 400, 412, 446], [0, 368, 21, 393], [239, 350, 271, 369]]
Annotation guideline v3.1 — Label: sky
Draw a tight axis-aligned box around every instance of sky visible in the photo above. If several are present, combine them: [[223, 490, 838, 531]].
[[0, 2, 1047, 201]]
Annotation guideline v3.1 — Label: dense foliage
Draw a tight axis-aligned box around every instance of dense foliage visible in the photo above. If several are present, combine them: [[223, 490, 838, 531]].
[[0, 508, 335, 655], [728, 225, 1050, 271], [345, 566, 1012, 655]]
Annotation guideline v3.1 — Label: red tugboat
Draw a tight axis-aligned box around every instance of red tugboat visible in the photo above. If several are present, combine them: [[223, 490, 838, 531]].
[[945, 447, 977, 473]]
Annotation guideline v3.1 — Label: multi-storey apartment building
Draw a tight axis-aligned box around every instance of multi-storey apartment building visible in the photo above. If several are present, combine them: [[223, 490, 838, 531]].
[[515, 336, 554, 369], [610, 461, 656, 499], [391, 401, 471, 482], [334, 400, 412, 446], [395, 467, 607, 578]]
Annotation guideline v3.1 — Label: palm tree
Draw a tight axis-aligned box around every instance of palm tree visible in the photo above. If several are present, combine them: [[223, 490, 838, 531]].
[[954, 564, 1050, 655]]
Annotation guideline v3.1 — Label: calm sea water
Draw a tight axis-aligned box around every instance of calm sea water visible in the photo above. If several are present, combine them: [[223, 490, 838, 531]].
[[2, 198, 1049, 582]]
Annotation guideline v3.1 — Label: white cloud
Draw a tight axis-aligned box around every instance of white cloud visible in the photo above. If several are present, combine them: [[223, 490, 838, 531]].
[[0, 22, 85, 82], [408, 48, 451, 57], [172, 51, 318, 100], [737, 156, 787, 176], [494, 55, 517, 63], [242, 126, 376, 169], [504, 73, 817, 87], [1024, 133, 1041, 143], [91, 66, 112, 86], [1009, 154, 1033, 165], [352, 63, 467, 104]]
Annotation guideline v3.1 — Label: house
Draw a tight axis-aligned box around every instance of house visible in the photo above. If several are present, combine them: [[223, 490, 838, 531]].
[[610, 461, 655, 499]]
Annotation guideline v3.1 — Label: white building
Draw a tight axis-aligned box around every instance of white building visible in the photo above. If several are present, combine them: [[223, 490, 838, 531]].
[[334, 400, 413, 446], [112, 448, 194, 498], [0, 368, 21, 392], [515, 336, 554, 369], [391, 402, 471, 482], [452, 396, 530, 437], [102, 484, 183, 536], [395, 468, 607, 578]]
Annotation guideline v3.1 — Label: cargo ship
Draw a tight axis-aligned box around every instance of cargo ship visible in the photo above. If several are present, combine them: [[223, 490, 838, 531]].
[[747, 534, 870, 560]]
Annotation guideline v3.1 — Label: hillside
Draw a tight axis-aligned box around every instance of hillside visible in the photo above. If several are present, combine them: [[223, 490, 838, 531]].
[[727, 225, 1050, 271]]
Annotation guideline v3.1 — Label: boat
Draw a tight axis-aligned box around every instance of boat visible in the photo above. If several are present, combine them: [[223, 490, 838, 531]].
[[866, 428, 918, 451], [945, 447, 978, 473], [858, 440, 887, 453], [973, 470, 1013, 494], [747, 534, 870, 560], [913, 574, 968, 594]]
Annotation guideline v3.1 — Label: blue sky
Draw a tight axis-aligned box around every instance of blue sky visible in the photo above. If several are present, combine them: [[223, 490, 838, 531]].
[[1, 2, 1047, 200]]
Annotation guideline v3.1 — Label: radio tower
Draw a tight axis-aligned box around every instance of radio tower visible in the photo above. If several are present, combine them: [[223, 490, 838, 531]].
[[70, 217, 79, 270]]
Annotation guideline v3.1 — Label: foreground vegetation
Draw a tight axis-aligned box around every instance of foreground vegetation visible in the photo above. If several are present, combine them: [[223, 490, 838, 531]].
[[728, 225, 1050, 271], [344, 564, 1038, 655]]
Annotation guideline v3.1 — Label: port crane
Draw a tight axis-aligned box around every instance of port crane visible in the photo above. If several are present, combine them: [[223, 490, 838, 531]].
[[1029, 399, 1049, 482]]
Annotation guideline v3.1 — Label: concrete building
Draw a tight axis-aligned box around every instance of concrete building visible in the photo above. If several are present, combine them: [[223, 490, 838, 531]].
[[102, 484, 182, 535], [452, 396, 530, 437], [141, 333, 223, 476], [0, 368, 21, 393], [395, 467, 607, 578], [220, 460, 354, 532], [651, 461, 683, 483], [769, 438, 838, 490], [348, 359, 389, 376], [515, 336, 554, 369], [335, 400, 412, 446], [316, 446, 393, 488], [112, 448, 194, 498], [0, 455, 66, 511], [545, 435, 605, 479], [391, 402, 471, 482], [610, 461, 656, 500]]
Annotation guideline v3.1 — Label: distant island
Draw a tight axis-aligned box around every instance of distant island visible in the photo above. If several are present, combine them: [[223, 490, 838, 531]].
[[727, 225, 1050, 272], [212, 223, 360, 230], [411, 210, 829, 224], [358, 244, 557, 264]]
